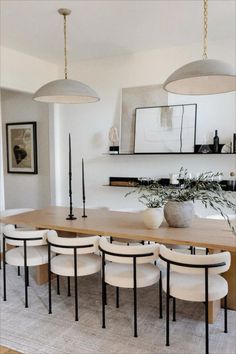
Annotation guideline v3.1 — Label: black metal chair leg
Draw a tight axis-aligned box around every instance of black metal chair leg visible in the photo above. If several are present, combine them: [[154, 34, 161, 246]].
[[224, 295, 228, 333], [105, 282, 107, 305], [3, 237, 6, 301], [74, 249, 78, 321], [23, 241, 28, 308], [205, 268, 209, 354], [67, 277, 71, 297], [159, 272, 163, 319], [133, 257, 138, 338], [56, 275, 60, 295], [102, 252, 106, 328], [166, 263, 170, 346], [116, 287, 120, 308], [48, 244, 52, 314], [26, 266, 29, 286], [17, 266, 21, 276], [172, 297, 176, 321]]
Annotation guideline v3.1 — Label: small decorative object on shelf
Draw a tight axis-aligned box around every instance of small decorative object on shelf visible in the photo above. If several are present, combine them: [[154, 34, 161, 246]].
[[109, 126, 119, 154], [213, 130, 220, 153], [198, 135, 212, 153], [233, 133, 236, 153], [198, 143, 212, 154], [221, 143, 231, 154], [109, 177, 139, 187], [169, 173, 179, 185]]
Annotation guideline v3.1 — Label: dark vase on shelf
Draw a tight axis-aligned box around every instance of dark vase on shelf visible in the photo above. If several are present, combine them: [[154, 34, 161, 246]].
[[213, 130, 219, 153]]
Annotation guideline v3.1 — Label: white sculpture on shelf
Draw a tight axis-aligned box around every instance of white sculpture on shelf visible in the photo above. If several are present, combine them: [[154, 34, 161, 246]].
[[109, 126, 119, 154]]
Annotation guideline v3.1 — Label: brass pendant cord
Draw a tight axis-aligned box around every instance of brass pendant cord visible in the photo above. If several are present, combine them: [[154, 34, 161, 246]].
[[63, 14, 68, 79], [203, 0, 208, 60]]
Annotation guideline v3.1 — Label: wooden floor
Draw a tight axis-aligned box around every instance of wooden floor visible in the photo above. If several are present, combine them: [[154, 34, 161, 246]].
[[0, 346, 22, 354]]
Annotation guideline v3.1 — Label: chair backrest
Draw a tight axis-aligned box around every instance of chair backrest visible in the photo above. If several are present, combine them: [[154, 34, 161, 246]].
[[3, 224, 48, 247], [99, 236, 159, 264], [47, 230, 100, 255], [159, 244, 231, 275]]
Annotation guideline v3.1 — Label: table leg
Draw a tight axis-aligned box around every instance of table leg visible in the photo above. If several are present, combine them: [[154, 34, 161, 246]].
[[208, 300, 221, 324], [35, 263, 49, 285]]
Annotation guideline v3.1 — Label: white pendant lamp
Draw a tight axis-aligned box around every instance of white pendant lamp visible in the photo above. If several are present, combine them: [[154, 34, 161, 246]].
[[163, 0, 236, 95], [33, 9, 100, 104]]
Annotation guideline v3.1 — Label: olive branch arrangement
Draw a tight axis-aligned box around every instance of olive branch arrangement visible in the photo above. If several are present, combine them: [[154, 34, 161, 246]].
[[125, 167, 236, 235]]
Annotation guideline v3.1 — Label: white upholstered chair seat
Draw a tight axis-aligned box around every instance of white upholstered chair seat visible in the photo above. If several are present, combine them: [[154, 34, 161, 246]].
[[51, 254, 101, 277], [6, 245, 49, 267], [162, 272, 228, 302], [105, 262, 160, 288]]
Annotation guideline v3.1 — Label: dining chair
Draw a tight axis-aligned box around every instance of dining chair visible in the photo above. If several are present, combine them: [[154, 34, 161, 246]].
[[99, 236, 161, 337], [0, 208, 35, 270], [159, 244, 231, 354], [47, 230, 101, 321], [2, 224, 50, 308]]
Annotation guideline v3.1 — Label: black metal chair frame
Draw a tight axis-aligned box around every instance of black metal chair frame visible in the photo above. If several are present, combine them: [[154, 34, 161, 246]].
[[159, 254, 227, 354], [99, 245, 162, 337], [47, 241, 94, 321], [2, 233, 44, 308]]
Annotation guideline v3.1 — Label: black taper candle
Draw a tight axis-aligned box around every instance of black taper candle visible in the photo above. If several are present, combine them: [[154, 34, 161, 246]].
[[66, 133, 76, 220], [82, 158, 87, 218]]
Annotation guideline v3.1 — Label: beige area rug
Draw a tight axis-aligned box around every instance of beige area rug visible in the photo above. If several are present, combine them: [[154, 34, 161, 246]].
[[0, 266, 236, 354]]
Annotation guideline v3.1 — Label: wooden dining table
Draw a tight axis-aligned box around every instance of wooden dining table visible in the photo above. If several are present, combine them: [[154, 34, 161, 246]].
[[1, 206, 236, 323]]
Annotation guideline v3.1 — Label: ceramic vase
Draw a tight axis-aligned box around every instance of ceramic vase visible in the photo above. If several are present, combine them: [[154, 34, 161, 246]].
[[164, 201, 194, 228], [142, 207, 164, 229]]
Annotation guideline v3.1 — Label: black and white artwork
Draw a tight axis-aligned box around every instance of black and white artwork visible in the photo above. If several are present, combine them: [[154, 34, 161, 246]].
[[6, 122, 38, 174], [134, 104, 197, 153]]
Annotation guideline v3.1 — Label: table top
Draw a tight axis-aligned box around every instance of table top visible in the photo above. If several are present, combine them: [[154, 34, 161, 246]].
[[1, 206, 236, 252]]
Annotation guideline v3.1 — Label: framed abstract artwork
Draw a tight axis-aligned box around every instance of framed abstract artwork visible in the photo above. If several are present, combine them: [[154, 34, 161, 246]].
[[6, 122, 38, 174], [134, 104, 197, 153]]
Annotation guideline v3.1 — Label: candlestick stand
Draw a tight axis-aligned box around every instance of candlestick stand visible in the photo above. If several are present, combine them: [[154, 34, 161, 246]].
[[82, 199, 87, 218], [66, 171, 77, 220]]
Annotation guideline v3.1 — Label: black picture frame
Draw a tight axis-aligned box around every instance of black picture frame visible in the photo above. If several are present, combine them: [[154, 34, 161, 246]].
[[6, 122, 38, 174], [134, 104, 197, 154]]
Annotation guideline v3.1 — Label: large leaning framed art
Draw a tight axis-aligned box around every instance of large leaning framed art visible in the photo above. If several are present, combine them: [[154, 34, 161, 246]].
[[6, 122, 38, 174], [134, 104, 197, 153]]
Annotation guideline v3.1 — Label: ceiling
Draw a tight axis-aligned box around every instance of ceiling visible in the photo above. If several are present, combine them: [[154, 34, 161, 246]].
[[1, 0, 235, 64]]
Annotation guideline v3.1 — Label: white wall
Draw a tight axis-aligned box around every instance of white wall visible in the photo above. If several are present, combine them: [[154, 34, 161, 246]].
[[0, 47, 59, 209], [0, 46, 58, 93], [1, 89, 51, 209], [54, 38, 236, 214]]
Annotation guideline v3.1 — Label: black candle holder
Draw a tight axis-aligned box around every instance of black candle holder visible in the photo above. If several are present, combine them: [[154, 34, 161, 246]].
[[66, 213, 77, 220], [66, 194, 77, 220], [81, 158, 87, 218], [66, 168, 77, 220]]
